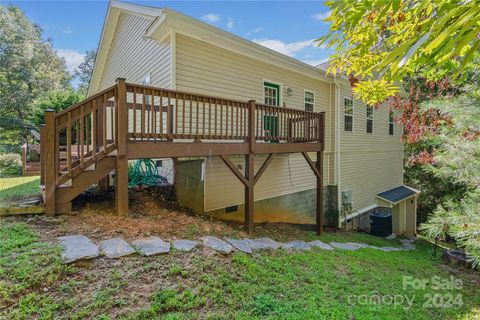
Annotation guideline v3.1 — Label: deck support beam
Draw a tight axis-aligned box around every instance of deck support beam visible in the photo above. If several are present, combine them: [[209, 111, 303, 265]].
[[302, 151, 324, 235]]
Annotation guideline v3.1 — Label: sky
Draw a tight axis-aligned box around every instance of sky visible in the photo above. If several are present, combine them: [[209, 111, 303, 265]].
[[3, 1, 333, 80]]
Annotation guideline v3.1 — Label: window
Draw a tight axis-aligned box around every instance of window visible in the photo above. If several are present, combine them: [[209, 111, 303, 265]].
[[366, 105, 373, 133], [389, 111, 394, 135], [344, 98, 353, 131], [264, 82, 280, 106], [304, 90, 314, 112]]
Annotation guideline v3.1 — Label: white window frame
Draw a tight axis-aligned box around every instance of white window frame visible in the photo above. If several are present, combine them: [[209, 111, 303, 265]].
[[262, 79, 283, 107], [389, 110, 395, 135], [304, 90, 315, 112], [366, 104, 374, 134], [344, 97, 354, 132]]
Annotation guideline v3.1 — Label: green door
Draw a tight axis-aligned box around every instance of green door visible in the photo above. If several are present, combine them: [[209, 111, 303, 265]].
[[263, 82, 280, 142]]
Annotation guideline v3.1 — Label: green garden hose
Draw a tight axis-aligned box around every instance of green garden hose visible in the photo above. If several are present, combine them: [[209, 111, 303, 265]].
[[128, 159, 160, 188]]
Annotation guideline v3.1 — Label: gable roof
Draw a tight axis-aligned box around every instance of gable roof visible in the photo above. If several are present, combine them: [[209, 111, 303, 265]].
[[88, 0, 333, 96], [376, 186, 420, 204]]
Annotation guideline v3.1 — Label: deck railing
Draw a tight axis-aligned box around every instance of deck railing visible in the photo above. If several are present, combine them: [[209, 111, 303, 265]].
[[43, 79, 324, 194], [124, 82, 324, 143]]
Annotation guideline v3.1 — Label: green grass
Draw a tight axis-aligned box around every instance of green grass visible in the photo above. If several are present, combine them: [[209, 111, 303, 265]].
[[1, 222, 479, 319], [0, 176, 40, 206]]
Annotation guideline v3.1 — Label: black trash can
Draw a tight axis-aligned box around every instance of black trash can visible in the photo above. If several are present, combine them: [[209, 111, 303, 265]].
[[370, 211, 392, 237]]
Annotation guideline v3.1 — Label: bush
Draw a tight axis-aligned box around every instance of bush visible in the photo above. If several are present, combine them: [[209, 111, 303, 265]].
[[0, 153, 22, 177]]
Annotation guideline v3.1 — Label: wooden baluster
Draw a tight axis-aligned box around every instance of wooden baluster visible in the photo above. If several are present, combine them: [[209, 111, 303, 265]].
[[86, 113, 90, 154], [152, 90, 156, 138], [159, 90, 163, 136], [196, 96, 199, 137], [103, 95, 107, 153], [92, 99, 97, 158], [189, 95, 193, 136], [67, 112, 72, 177], [231, 101, 235, 138], [208, 99, 212, 136], [202, 97, 206, 137], [80, 105, 85, 168], [214, 99, 218, 137], [220, 100, 223, 137], [175, 93, 179, 137], [182, 93, 185, 135], [166, 91, 171, 138], [141, 89, 146, 139], [225, 100, 229, 138], [235, 102, 239, 139], [133, 88, 137, 140], [110, 100, 115, 145]]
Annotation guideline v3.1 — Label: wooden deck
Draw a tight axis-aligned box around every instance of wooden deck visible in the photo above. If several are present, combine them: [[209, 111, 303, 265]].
[[41, 78, 325, 234]]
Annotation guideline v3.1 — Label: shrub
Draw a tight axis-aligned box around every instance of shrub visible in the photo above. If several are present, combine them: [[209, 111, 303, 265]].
[[0, 153, 22, 177]]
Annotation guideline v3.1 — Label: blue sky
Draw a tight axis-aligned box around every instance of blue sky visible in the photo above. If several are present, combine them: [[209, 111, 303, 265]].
[[4, 1, 333, 77]]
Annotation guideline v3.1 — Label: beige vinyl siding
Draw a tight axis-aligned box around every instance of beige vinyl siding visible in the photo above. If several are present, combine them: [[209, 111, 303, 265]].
[[338, 80, 403, 211], [174, 33, 333, 211], [204, 153, 331, 211], [175, 33, 333, 150], [98, 12, 172, 138]]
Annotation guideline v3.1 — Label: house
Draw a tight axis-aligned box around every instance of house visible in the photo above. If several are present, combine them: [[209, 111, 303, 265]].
[[40, 1, 419, 236]]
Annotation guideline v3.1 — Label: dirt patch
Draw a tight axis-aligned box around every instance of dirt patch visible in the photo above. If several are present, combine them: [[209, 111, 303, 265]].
[[24, 190, 250, 242]]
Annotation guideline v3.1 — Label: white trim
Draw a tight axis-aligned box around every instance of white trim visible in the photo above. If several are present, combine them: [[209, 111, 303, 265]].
[[366, 104, 374, 134], [111, 0, 163, 17], [343, 96, 354, 132], [303, 89, 315, 112], [262, 79, 283, 107]]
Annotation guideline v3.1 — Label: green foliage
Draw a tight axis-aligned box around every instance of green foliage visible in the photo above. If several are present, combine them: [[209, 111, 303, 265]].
[[0, 153, 22, 177], [30, 89, 83, 127], [0, 5, 70, 147], [418, 86, 480, 267], [319, 0, 480, 104], [73, 49, 96, 97]]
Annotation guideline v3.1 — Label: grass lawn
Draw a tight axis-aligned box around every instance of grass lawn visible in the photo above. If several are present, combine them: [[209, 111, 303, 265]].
[[0, 220, 479, 319], [0, 176, 40, 206]]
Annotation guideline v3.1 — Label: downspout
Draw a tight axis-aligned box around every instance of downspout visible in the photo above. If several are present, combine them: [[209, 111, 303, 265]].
[[333, 78, 342, 228]]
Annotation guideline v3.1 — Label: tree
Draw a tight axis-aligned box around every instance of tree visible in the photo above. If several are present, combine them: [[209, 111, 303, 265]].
[[318, 0, 480, 105], [0, 5, 69, 148], [74, 50, 96, 97], [419, 87, 480, 267], [30, 89, 83, 128]]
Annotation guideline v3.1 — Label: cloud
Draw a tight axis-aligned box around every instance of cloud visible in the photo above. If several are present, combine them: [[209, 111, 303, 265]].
[[202, 13, 221, 23], [312, 11, 331, 22], [252, 38, 317, 57], [227, 17, 234, 29], [56, 49, 85, 73]]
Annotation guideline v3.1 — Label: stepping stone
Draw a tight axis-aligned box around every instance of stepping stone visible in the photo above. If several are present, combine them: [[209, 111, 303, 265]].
[[225, 238, 252, 254], [380, 246, 404, 252], [330, 242, 361, 251], [133, 237, 170, 256], [308, 240, 334, 250], [282, 240, 311, 251], [346, 242, 371, 249], [200, 236, 233, 254], [172, 239, 199, 252], [58, 234, 99, 263], [246, 237, 282, 250], [99, 238, 135, 258]]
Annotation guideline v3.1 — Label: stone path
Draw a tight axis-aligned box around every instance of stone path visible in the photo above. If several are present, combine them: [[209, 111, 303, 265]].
[[57, 234, 417, 264]]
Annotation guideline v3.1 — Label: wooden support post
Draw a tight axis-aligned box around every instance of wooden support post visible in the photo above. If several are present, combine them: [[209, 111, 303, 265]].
[[115, 78, 129, 216], [316, 150, 324, 235], [44, 110, 56, 216], [245, 153, 254, 234]]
